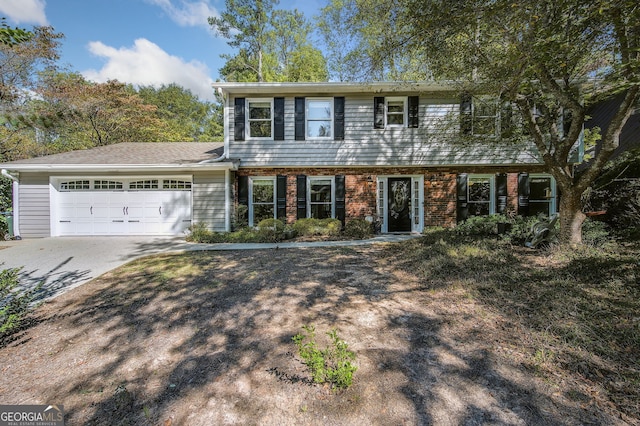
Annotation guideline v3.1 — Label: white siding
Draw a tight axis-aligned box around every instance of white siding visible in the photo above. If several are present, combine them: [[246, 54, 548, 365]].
[[18, 173, 51, 238], [228, 95, 541, 168], [192, 171, 226, 232]]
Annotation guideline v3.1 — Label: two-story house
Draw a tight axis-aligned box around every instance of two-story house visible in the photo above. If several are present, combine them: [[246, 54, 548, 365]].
[[0, 82, 568, 238]]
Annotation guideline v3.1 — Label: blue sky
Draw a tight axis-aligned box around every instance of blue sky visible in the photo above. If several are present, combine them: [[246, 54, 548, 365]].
[[0, 0, 326, 101]]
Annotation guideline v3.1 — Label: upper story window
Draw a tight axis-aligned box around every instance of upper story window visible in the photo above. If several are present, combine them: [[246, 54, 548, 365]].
[[374, 96, 419, 129], [306, 98, 333, 139], [461, 94, 499, 137], [247, 98, 273, 139], [386, 97, 407, 127]]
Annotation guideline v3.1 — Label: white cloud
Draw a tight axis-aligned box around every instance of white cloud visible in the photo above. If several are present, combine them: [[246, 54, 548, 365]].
[[0, 0, 48, 25], [144, 0, 220, 28], [82, 38, 216, 101]]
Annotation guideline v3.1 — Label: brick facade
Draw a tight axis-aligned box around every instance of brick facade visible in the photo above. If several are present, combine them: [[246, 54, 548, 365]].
[[235, 166, 545, 230]]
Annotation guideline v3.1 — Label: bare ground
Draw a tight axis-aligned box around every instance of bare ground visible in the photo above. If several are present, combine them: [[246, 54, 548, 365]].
[[0, 242, 636, 425]]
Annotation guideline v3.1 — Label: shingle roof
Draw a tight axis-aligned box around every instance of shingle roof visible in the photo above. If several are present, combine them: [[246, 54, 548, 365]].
[[0, 142, 225, 167]]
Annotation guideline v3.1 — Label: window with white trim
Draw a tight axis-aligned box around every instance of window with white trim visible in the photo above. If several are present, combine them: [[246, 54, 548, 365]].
[[473, 97, 498, 136], [529, 175, 556, 216], [386, 97, 407, 127], [94, 180, 123, 190], [308, 177, 334, 219], [163, 179, 191, 190], [60, 180, 90, 191], [247, 98, 273, 139], [129, 180, 159, 190], [306, 98, 333, 138], [250, 177, 276, 226], [467, 175, 495, 216]]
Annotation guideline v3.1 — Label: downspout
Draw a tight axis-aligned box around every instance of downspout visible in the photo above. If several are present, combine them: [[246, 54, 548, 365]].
[[1, 169, 20, 239]]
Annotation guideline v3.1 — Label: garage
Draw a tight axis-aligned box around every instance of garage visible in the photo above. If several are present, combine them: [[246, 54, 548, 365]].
[[53, 177, 192, 236]]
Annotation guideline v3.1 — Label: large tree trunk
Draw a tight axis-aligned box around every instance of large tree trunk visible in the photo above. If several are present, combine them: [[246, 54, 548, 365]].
[[558, 190, 586, 246]]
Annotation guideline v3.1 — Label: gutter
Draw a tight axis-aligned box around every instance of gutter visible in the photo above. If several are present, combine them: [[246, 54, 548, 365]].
[[1, 169, 20, 239]]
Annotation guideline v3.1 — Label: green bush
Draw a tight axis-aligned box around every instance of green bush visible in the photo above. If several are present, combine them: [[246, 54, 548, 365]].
[[582, 218, 611, 246], [1, 267, 40, 339], [293, 218, 342, 237], [343, 218, 374, 239], [256, 218, 286, 242], [455, 215, 507, 237], [292, 325, 357, 390]]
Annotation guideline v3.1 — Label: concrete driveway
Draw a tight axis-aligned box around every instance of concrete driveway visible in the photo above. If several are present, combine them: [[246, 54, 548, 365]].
[[0, 236, 193, 301]]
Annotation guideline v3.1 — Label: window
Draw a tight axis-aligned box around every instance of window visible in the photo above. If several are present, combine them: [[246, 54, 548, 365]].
[[163, 179, 191, 190], [467, 175, 494, 216], [529, 175, 556, 216], [60, 180, 90, 191], [307, 98, 333, 138], [386, 97, 407, 127], [247, 99, 273, 139], [129, 180, 158, 190], [250, 178, 275, 226], [473, 97, 498, 136], [308, 177, 334, 219], [94, 180, 123, 190]]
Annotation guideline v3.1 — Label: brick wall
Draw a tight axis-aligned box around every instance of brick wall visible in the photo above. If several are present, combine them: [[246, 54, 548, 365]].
[[235, 166, 545, 229]]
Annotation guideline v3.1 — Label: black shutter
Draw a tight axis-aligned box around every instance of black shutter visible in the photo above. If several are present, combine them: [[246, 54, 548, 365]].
[[334, 97, 345, 140], [234, 97, 245, 141], [457, 173, 469, 222], [274, 97, 285, 140], [500, 102, 513, 139], [374, 97, 385, 129], [518, 172, 530, 216], [276, 175, 287, 220], [496, 173, 508, 214], [238, 175, 249, 225], [408, 96, 419, 128], [296, 175, 307, 219], [460, 93, 472, 135], [295, 97, 305, 141], [335, 175, 346, 226]]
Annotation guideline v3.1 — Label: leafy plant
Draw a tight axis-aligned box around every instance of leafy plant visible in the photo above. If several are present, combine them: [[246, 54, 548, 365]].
[[256, 218, 286, 242], [343, 218, 374, 239], [292, 325, 357, 390], [292, 218, 342, 237], [1, 267, 40, 339]]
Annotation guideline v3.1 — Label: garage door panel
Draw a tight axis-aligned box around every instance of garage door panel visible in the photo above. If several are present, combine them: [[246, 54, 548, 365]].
[[55, 178, 192, 236]]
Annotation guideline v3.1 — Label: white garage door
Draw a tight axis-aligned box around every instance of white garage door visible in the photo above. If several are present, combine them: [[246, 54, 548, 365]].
[[54, 178, 192, 236]]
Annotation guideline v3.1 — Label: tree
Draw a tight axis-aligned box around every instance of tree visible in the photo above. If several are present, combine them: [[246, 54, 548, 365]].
[[0, 24, 63, 161], [210, 0, 328, 82], [137, 84, 223, 141], [32, 72, 176, 148], [321, 0, 640, 245]]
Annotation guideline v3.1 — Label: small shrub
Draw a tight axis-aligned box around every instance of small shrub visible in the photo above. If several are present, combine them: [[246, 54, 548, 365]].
[[256, 218, 286, 242], [293, 218, 342, 237], [343, 218, 373, 239], [186, 222, 215, 243], [1, 267, 40, 339], [582, 218, 611, 246], [292, 325, 357, 390], [455, 215, 506, 237]]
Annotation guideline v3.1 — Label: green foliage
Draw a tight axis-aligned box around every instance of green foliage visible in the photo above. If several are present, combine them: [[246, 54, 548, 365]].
[[0, 18, 32, 46], [256, 218, 286, 242], [343, 218, 374, 239], [454, 214, 557, 245], [211, 0, 327, 82], [0, 268, 40, 339], [292, 325, 357, 390], [292, 218, 342, 237], [0, 177, 11, 212]]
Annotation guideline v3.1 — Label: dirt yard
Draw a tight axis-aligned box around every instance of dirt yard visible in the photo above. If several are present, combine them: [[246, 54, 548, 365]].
[[0, 241, 636, 425]]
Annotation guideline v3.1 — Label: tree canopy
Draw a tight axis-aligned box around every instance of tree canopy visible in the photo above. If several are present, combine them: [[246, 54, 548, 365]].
[[210, 0, 328, 82], [320, 0, 640, 244]]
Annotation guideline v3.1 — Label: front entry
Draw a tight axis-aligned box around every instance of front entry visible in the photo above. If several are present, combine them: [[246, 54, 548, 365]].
[[388, 178, 412, 232]]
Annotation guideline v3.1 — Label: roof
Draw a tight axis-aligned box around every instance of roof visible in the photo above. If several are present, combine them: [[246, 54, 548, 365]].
[[0, 142, 235, 172], [214, 81, 461, 96]]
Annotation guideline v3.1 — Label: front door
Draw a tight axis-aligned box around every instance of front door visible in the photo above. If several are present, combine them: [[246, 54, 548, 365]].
[[388, 178, 412, 232]]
